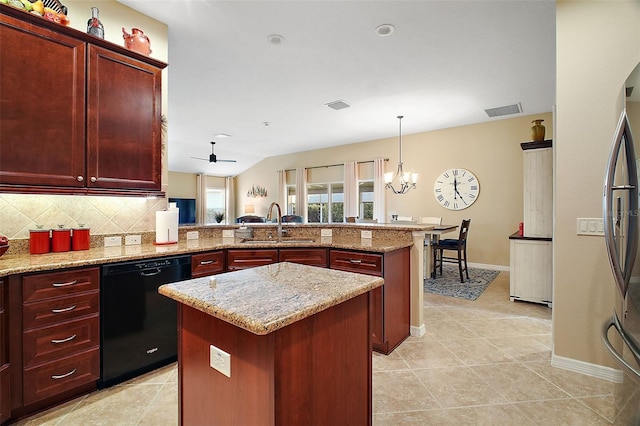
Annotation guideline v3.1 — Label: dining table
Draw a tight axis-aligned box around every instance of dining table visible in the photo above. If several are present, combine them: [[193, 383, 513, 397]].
[[424, 224, 458, 279]]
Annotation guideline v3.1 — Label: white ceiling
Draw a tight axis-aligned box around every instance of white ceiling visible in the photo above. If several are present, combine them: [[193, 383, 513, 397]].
[[118, 0, 556, 177]]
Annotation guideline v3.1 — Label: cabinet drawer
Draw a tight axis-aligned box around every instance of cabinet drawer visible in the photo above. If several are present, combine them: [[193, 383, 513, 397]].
[[329, 250, 383, 277], [227, 249, 278, 270], [23, 268, 99, 303], [23, 347, 99, 406], [192, 251, 225, 278], [279, 248, 328, 267], [23, 291, 99, 330], [23, 316, 99, 368]]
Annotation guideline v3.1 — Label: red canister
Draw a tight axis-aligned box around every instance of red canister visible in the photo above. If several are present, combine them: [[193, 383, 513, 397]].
[[72, 227, 91, 251], [518, 222, 524, 237], [29, 229, 51, 254], [51, 227, 71, 252]]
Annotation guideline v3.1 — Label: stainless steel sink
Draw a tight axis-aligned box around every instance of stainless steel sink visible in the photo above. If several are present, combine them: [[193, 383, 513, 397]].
[[241, 239, 316, 244]]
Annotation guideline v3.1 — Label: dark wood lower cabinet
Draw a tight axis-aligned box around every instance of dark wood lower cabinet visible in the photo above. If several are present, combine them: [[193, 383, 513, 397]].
[[330, 247, 410, 354], [278, 248, 328, 267], [227, 249, 278, 270]]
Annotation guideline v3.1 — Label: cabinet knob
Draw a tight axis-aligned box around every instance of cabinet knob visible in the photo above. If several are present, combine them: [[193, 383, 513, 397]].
[[77, 176, 84, 182], [90, 176, 97, 182]]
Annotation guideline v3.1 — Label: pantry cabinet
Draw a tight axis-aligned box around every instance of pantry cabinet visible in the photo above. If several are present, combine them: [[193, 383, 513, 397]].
[[0, 6, 166, 196]]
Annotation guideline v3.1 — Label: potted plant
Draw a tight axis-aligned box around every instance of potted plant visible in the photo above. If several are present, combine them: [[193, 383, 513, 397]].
[[214, 211, 225, 223]]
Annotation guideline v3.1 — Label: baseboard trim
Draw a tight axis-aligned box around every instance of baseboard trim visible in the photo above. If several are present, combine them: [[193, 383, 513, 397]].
[[410, 324, 426, 337], [551, 353, 624, 383], [468, 262, 509, 272]]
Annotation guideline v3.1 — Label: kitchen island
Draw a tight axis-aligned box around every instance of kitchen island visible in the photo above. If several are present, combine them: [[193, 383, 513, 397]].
[[159, 261, 383, 425]]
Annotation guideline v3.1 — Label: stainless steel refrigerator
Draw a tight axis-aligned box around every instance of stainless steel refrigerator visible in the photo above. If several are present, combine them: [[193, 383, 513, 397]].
[[602, 63, 640, 425]]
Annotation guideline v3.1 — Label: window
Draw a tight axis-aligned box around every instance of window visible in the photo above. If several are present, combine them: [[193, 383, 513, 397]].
[[359, 180, 374, 220], [206, 187, 226, 224], [287, 185, 296, 215], [307, 182, 344, 223]]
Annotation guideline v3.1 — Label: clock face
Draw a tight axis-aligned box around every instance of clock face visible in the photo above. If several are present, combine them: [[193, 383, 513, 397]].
[[434, 168, 480, 210]]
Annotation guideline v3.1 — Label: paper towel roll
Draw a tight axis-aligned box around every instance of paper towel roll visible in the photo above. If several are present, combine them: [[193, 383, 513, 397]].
[[168, 202, 177, 210], [156, 209, 179, 244]]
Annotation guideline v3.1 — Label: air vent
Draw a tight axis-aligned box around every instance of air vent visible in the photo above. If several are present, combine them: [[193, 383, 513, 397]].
[[626, 87, 634, 97], [325, 100, 350, 110], [485, 103, 522, 118]]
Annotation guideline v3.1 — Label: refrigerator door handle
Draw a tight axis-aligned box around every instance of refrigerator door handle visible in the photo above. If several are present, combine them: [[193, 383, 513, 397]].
[[602, 315, 640, 379]]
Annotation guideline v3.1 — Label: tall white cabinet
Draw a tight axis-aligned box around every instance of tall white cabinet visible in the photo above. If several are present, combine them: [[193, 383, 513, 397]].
[[510, 140, 553, 307]]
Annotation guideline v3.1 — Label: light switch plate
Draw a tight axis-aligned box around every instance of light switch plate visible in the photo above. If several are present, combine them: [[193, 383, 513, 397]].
[[577, 218, 604, 236], [361, 230, 372, 239], [104, 236, 122, 247], [321, 229, 332, 237], [186, 231, 199, 240], [222, 229, 234, 238], [210, 344, 231, 378]]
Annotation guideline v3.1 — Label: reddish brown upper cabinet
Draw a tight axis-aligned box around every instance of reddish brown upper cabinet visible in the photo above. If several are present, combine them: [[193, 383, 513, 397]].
[[0, 6, 166, 196], [330, 248, 410, 354]]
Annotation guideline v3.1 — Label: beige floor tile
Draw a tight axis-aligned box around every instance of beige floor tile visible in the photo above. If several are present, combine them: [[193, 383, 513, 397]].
[[486, 335, 552, 362], [373, 350, 411, 372], [513, 398, 612, 425], [138, 382, 179, 426], [470, 363, 570, 402], [372, 370, 440, 413], [11, 396, 85, 426], [579, 395, 617, 423], [439, 337, 515, 366], [423, 319, 480, 340], [373, 409, 452, 425], [444, 404, 536, 425], [413, 366, 509, 408], [395, 340, 465, 369], [524, 361, 616, 398]]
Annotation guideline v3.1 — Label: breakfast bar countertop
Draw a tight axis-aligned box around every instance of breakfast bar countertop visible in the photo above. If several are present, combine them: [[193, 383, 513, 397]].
[[158, 261, 384, 335]]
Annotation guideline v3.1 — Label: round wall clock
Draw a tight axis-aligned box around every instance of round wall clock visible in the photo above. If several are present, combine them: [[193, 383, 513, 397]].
[[433, 168, 480, 210]]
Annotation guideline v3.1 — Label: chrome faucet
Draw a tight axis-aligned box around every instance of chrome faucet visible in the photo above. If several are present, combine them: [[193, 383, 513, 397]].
[[266, 202, 283, 240]]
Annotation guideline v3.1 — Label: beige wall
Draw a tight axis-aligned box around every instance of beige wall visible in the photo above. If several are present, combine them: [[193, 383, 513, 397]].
[[555, 0, 640, 368], [237, 112, 553, 268], [168, 172, 197, 199]]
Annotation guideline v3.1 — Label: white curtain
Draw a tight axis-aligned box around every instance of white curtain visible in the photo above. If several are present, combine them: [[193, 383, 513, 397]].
[[373, 158, 386, 223], [277, 169, 287, 211], [296, 167, 308, 222], [196, 173, 208, 224], [225, 176, 235, 225], [343, 161, 359, 218]]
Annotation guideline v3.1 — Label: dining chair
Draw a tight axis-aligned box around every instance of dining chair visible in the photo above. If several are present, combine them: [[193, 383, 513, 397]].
[[356, 218, 378, 223], [281, 215, 303, 223], [432, 219, 471, 283], [345, 216, 358, 223], [421, 217, 442, 278]]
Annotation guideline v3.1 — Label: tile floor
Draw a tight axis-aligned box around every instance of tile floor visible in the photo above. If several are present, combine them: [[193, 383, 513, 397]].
[[13, 272, 617, 425]]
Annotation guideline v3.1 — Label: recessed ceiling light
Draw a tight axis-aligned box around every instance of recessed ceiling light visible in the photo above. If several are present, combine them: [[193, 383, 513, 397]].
[[484, 103, 522, 118], [267, 34, 284, 45], [375, 24, 395, 37], [214, 133, 231, 138]]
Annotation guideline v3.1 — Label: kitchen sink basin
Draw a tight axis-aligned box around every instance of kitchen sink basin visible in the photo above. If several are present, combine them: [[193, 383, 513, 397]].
[[241, 239, 316, 244]]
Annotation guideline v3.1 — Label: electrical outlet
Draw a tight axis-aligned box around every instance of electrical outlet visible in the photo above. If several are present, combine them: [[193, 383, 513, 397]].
[[361, 230, 372, 239], [104, 236, 122, 247], [187, 231, 199, 240], [125, 235, 141, 245], [321, 229, 332, 237], [222, 229, 234, 238], [210, 344, 231, 377]]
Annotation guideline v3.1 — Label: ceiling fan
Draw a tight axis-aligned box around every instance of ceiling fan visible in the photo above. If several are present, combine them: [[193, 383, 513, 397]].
[[191, 142, 237, 163]]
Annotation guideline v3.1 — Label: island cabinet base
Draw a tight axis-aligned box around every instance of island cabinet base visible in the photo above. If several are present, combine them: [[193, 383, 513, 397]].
[[178, 292, 373, 426]]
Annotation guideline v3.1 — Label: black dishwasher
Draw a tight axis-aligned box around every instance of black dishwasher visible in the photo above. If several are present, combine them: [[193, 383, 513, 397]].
[[100, 255, 191, 388]]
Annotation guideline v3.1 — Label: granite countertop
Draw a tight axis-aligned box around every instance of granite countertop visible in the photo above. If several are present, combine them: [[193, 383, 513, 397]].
[[158, 262, 384, 335], [0, 235, 413, 277]]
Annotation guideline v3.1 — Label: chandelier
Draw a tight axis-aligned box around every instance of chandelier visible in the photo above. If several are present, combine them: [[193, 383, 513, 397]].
[[384, 115, 418, 194]]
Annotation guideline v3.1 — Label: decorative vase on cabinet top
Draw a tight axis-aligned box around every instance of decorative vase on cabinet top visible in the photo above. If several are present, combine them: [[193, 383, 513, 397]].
[[531, 119, 546, 142], [122, 27, 152, 56]]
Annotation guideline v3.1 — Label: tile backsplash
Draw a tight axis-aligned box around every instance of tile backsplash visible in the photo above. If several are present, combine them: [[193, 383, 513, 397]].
[[0, 194, 167, 239]]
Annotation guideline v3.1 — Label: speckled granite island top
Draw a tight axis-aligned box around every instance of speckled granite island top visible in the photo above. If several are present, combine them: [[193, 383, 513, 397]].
[[158, 261, 383, 335]]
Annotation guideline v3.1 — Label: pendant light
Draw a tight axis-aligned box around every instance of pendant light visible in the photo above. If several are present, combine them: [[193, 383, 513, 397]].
[[384, 115, 418, 194]]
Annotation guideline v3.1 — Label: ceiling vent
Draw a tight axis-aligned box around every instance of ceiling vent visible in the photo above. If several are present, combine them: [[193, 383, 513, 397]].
[[485, 103, 522, 118], [325, 100, 351, 110], [627, 87, 634, 97]]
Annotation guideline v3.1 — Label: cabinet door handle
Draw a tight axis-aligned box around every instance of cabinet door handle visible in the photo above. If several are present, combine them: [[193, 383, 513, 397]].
[[51, 369, 77, 380], [90, 176, 97, 182], [52, 305, 77, 313], [140, 269, 161, 277], [51, 334, 77, 344], [349, 259, 362, 264], [52, 280, 78, 287], [200, 260, 214, 265], [77, 176, 84, 182]]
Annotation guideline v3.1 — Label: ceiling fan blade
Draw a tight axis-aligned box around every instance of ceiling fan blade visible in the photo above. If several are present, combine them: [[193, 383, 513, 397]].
[[190, 156, 209, 161], [216, 159, 237, 163]]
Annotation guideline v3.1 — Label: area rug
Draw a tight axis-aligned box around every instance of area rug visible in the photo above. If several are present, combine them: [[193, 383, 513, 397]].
[[424, 265, 500, 301]]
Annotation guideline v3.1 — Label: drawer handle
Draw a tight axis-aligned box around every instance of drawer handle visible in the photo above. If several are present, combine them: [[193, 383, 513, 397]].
[[140, 269, 161, 277], [348, 259, 362, 264], [51, 334, 77, 344], [200, 260, 214, 265], [52, 305, 77, 313], [52, 280, 78, 288], [51, 369, 77, 380]]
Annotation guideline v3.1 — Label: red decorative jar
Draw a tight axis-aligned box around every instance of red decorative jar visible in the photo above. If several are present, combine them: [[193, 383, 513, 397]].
[[51, 226, 71, 252], [29, 229, 51, 254], [72, 227, 91, 251]]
